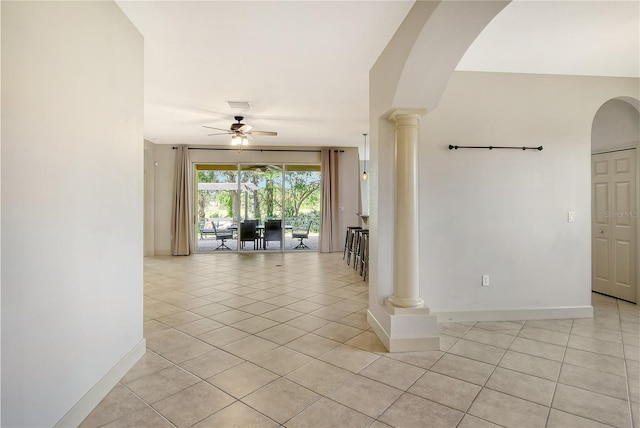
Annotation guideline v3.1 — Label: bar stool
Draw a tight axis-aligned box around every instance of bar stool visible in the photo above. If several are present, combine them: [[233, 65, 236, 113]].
[[343, 226, 362, 263], [360, 232, 369, 281], [353, 229, 369, 272], [346, 227, 364, 266]]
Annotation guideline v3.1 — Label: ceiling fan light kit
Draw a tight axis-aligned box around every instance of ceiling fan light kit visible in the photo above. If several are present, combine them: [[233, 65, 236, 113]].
[[231, 135, 249, 146]]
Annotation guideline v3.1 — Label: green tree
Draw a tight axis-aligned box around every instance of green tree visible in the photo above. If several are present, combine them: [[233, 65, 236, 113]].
[[218, 171, 238, 218], [285, 171, 320, 218]]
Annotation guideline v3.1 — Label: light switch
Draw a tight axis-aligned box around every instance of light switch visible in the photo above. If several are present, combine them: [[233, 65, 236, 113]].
[[568, 211, 575, 223]]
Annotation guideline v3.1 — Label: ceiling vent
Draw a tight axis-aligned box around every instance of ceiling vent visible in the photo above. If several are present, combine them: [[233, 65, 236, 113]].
[[227, 101, 251, 109]]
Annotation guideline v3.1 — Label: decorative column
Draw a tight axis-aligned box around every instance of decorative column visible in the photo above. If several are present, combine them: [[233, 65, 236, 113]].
[[366, 108, 438, 352], [387, 109, 426, 309]]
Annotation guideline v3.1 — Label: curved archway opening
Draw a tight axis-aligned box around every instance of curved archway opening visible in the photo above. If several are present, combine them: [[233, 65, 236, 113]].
[[592, 97, 640, 152], [590, 96, 639, 303]]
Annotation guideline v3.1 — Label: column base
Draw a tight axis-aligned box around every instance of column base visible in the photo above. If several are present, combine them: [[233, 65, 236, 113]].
[[384, 297, 429, 315], [367, 304, 440, 353]]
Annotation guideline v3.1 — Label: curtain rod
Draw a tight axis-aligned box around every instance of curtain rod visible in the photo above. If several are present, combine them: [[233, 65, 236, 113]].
[[449, 145, 543, 151], [172, 147, 344, 153]]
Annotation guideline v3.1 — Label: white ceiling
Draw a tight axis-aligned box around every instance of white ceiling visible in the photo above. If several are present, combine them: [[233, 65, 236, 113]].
[[457, 0, 639, 78], [116, 0, 639, 149]]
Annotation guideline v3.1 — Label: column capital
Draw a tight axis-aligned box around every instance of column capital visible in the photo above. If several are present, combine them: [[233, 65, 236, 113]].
[[388, 109, 427, 123]]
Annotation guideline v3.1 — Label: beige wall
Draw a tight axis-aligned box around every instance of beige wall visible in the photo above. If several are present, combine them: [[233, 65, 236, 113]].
[[144, 141, 156, 256], [1, 1, 144, 426]]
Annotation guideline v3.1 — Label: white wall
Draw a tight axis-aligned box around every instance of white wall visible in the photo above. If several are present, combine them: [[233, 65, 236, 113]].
[[152, 145, 176, 255], [420, 71, 639, 317], [144, 141, 157, 256], [147, 145, 360, 255], [0, 3, 3, 422], [359, 159, 369, 215], [1, 2, 144, 426], [338, 148, 362, 233]]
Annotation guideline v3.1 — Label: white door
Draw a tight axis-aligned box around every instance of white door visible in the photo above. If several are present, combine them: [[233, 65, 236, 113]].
[[592, 149, 637, 302]]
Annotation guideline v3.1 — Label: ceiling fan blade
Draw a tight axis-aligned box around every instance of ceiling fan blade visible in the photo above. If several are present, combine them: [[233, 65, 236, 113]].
[[238, 124, 253, 133], [203, 125, 231, 132], [249, 130, 278, 136], [208, 132, 232, 136]]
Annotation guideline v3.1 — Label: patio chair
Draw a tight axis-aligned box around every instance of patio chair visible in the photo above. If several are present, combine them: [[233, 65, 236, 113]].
[[212, 222, 233, 250], [240, 220, 259, 250], [199, 219, 216, 239], [263, 219, 283, 249], [292, 221, 312, 249]]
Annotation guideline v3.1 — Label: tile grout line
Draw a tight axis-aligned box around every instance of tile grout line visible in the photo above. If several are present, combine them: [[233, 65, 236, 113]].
[[543, 317, 573, 428], [459, 320, 521, 426], [618, 299, 637, 428]]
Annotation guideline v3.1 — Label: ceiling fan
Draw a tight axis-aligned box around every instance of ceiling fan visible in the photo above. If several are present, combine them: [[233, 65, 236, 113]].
[[203, 116, 277, 145]]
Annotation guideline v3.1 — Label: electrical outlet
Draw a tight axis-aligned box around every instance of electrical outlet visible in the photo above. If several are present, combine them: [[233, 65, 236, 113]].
[[482, 275, 490, 286]]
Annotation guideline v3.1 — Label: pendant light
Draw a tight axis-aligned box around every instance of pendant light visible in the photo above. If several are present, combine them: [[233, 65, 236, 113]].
[[361, 133, 368, 181]]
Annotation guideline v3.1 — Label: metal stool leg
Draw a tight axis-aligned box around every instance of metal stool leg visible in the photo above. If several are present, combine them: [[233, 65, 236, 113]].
[[352, 231, 360, 270], [361, 233, 369, 280], [356, 231, 368, 274], [360, 233, 368, 276], [346, 229, 354, 265], [344, 226, 361, 260], [343, 229, 350, 260], [354, 230, 366, 271], [345, 227, 362, 265], [347, 229, 357, 265]]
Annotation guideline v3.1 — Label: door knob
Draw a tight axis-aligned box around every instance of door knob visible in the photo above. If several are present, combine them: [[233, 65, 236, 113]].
[[599, 230, 604, 234]]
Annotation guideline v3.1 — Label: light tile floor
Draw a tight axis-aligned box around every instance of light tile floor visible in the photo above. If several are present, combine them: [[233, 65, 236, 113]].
[[82, 252, 639, 428]]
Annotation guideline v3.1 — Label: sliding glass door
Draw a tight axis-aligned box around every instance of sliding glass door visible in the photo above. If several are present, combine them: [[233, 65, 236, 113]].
[[239, 164, 284, 252], [285, 165, 321, 251], [194, 162, 320, 253], [195, 164, 239, 252]]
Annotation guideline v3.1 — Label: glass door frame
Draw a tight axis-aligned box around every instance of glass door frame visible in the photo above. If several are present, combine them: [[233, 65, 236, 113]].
[[193, 161, 320, 254], [238, 163, 285, 253]]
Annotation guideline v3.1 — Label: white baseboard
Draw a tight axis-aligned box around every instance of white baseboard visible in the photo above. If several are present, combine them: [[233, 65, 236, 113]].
[[433, 306, 594, 323], [367, 310, 440, 353], [367, 309, 390, 350], [54, 339, 146, 428]]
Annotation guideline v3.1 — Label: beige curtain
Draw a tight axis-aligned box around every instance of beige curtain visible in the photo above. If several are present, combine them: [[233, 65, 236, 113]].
[[319, 148, 341, 252], [171, 145, 191, 255]]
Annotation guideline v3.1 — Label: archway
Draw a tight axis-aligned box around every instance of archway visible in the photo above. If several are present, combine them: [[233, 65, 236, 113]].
[[591, 97, 640, 303], [367, 0, 511, 351]]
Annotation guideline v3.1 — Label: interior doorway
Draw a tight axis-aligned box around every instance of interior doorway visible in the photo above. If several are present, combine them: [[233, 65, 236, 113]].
[[591, 149, 637, 302], [591, 97, 640, 303]]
